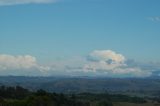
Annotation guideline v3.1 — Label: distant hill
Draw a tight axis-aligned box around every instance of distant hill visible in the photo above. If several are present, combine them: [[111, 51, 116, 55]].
[[0, 76, 160, 96]]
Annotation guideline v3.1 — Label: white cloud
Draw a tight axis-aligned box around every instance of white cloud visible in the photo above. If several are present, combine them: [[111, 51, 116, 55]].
[[89, 50, 125, 63], [0, 54, 36, 70], [85, 50, 126, 71], [0, 51, 156, 77], [0, 0, 58, 6], [0, 54, 50, 75], [84, 50, 151, 77]]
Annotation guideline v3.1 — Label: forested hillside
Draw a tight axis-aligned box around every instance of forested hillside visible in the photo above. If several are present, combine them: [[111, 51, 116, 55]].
[[0, 85, 160, 106]]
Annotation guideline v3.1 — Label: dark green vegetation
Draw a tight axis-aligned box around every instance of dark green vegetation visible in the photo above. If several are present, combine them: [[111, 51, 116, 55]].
[[1, 76, 160, 106], [0, 86, 160, 106], [0, 86, 109, 106]]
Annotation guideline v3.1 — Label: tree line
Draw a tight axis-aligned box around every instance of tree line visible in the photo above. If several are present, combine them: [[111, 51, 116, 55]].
[[0, 85, 153, 106]]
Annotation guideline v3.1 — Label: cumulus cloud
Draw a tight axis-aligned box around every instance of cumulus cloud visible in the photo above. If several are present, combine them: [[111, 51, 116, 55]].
[[88, 50, 125, 63], [0, 54, 50, 76], [85, 50, 126, 71], [0, 0, 58, 6], [0, 54, 36, 70], [84, 50, 151, 77], [0, 51, 157, 77]]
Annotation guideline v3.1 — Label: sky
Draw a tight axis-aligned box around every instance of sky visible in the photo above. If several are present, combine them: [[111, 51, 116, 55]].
[[0, 0, 160, 77]]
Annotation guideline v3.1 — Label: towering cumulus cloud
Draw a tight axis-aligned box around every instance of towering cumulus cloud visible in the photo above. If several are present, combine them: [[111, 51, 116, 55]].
[[85, 50, 126, 71], [0, 0, 57, 6], [89, 50, 125, 63], [84, 50, 151, 77]]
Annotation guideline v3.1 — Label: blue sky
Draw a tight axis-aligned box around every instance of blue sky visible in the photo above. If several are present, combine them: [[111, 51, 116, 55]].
[[0, 0, 160, 77]]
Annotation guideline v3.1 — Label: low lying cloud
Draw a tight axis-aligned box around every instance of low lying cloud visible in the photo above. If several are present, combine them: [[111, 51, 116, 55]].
[[0, 54, 50, 76], [0, 50, 158, 77], [0, 0, 58, 6], [84, 50, 152, 77], [0, 54, 37, 70]]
